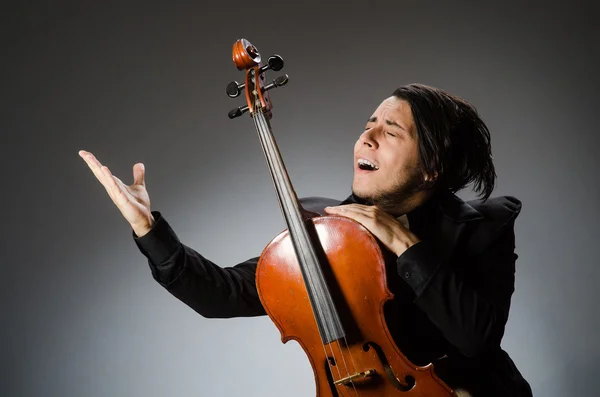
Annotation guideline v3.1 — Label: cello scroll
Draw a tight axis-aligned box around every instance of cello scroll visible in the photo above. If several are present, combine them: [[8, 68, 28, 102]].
[[226, 38, 288, 119]]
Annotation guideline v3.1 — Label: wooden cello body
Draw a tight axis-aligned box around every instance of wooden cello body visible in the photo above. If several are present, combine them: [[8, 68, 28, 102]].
[[257, 216, 455, 396], [226, 38, 456, 397]]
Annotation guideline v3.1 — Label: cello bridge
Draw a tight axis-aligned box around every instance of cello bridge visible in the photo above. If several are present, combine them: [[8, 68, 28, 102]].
[[334, 369, 376, 386]]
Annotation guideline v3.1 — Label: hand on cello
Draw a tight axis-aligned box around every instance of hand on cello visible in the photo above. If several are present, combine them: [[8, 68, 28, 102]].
[[324, 204, 421, 256], [78, 150, 155, 237]]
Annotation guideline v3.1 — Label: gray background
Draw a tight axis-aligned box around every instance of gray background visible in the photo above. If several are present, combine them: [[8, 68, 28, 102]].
[[2, 1, 598, 396]]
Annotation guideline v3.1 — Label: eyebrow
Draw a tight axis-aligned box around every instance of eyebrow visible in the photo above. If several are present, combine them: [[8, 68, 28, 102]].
[[367, 116, 410, 135]]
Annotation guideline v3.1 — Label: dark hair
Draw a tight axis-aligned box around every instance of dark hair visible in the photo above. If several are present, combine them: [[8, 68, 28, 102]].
[[392, 83, 496, 201]]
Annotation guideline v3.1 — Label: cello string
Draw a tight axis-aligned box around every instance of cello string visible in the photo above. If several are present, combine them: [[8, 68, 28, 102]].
[[332, 340, 362, 397], [252, 103, 355, 395], [251, 107, 346, 373], [254, 119, 353, 397], [254, 113, 362, 397]]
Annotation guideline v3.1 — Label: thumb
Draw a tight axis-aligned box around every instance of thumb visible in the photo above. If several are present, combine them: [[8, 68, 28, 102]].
[[133, 163, 145, 185]]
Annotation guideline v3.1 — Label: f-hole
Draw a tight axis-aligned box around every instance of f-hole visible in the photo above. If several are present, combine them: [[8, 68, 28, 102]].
[[363, 342, 415, 391]]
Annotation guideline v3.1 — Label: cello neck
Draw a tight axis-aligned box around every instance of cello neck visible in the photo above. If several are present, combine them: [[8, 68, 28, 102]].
[[252, 105, 304, 224], [252, 105, 346, 345], [227, 39, 345, 345]]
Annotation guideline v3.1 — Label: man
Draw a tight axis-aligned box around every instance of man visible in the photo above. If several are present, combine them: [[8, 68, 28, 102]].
[[79, 83, 533, 396]]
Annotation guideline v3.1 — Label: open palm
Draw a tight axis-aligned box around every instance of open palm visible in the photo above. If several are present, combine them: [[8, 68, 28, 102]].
[[79, 150, 154, 236]]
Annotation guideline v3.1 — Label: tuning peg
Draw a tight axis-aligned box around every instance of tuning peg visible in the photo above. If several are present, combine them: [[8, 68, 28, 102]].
[[259, 55, 284, 74], [228, 105, 249, 119], [226, 81, 245, 98], [263, 74, 289, 92]]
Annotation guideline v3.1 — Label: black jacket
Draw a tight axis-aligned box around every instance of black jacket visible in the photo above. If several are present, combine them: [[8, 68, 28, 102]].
[[133, 190, 533, 396]]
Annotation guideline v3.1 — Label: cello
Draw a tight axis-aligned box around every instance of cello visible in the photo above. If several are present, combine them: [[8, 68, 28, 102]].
[[226, 38, 457, 397]]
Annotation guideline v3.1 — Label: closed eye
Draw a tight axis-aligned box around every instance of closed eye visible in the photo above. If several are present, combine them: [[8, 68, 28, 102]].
[[386, 131, 397, 137]]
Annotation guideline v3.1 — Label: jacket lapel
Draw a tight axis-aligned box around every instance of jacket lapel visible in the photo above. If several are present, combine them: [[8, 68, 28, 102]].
[[429, 192, 484, 262]]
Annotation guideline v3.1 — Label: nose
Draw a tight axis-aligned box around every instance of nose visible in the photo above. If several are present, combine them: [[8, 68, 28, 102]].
[[359, 126, 381, 149]]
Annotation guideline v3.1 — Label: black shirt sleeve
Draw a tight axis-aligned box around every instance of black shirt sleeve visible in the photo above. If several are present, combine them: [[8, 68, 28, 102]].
[[133, 211, 266, 318], [396, 215, 519, 358], [395, 241, 441, 296]]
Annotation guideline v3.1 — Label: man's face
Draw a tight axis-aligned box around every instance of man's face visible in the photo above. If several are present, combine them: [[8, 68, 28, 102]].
[[352, 96, 426, 211]]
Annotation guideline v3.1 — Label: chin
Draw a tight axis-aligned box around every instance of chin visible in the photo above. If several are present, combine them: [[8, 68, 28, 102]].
[[351, 180, 367, 196], [351, 182, 379, 201]]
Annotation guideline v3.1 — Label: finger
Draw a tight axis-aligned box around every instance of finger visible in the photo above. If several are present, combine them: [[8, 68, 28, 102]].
[[325, 204, 373, 216], [132, 163, 145, 186], [325, 206, 366, 222], [326, 204, 371, 210], [102, 166, 133, 206], [79, 150, 113, 189], [100, 166, 119, 199], [336, 205, 391, 220], [113, 175, 126, 187], [325, 205, 393, 231], [343, 206, 397, 227]]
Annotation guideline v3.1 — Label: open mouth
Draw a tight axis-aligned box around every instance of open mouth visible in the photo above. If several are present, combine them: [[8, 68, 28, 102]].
[[357, 158, 379, 171]]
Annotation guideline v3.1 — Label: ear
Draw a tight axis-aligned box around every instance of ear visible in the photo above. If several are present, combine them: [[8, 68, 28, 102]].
[[421, 170, 438, 189], [423, 170, 438, 183]]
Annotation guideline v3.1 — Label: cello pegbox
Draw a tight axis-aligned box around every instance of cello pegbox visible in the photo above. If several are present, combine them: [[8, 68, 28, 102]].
[[228, 38, 286, 117]]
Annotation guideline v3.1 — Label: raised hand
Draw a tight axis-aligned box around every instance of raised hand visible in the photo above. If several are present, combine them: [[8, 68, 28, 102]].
[[79, 150, 155, 237]]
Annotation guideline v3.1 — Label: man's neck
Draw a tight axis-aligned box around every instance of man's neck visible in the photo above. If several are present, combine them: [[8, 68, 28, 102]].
[[382, 190, 435, 218], [344, 188, 440, 217]]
